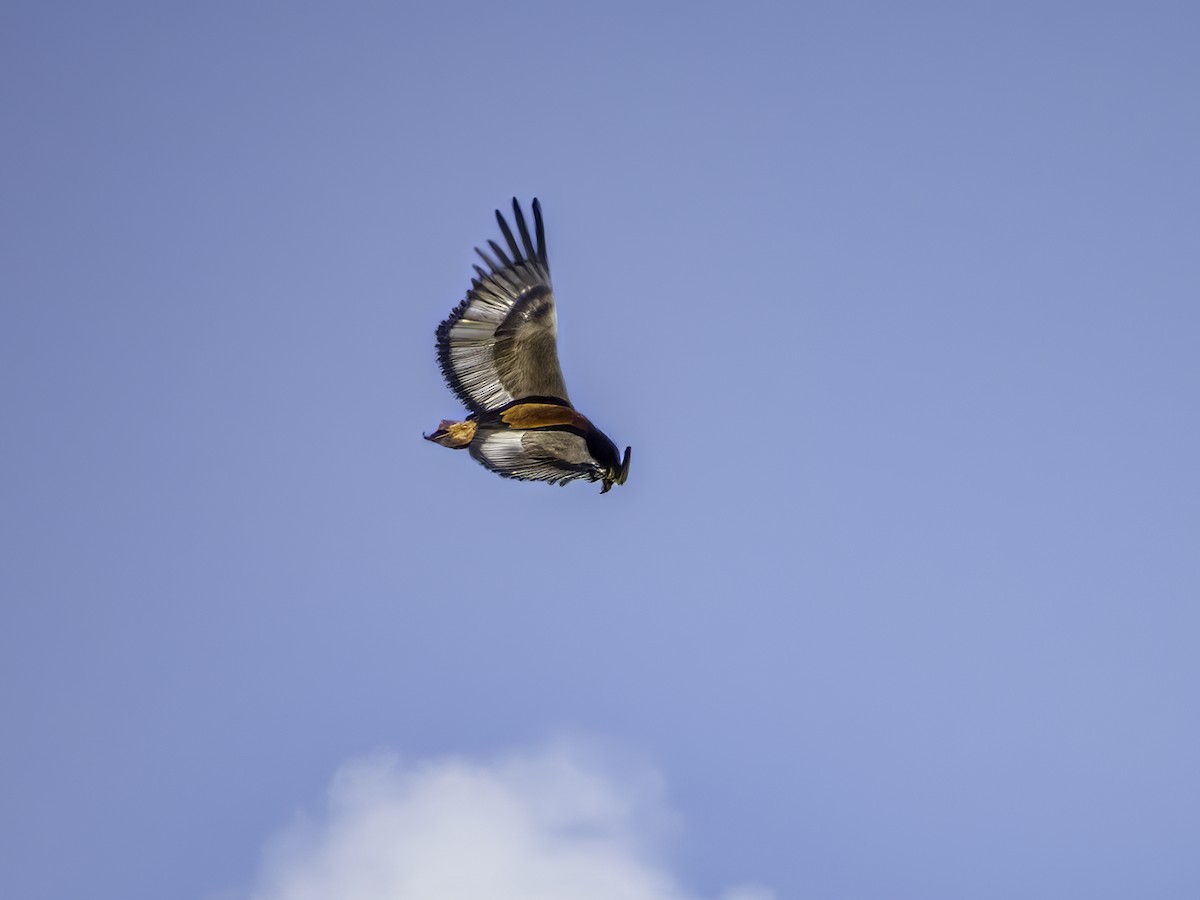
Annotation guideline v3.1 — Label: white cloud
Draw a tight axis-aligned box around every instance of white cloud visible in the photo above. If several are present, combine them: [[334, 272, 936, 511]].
[[236, 740, 771, 900]]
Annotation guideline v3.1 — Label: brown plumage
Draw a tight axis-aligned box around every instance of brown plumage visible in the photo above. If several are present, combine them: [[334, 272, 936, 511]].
[[425, 199, 630, 493]]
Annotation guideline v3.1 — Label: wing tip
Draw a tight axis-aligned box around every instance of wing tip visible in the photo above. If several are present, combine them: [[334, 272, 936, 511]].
[[495, 205, 523, 263], [532, 197, 547, 266]]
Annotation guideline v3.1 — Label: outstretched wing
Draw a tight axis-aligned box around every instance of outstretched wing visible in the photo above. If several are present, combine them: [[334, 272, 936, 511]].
[[469, 428, 601, 486], [436, 198, 570, 414]]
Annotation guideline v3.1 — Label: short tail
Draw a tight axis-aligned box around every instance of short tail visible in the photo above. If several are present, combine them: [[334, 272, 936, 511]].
[[424, 419, 477, 449]]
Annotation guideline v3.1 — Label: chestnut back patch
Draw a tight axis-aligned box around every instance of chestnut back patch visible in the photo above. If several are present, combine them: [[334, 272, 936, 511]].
[[500, 402, 590, 431]]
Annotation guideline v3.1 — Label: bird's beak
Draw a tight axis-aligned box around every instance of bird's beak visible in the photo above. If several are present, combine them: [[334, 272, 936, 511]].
[[600, 478, 613, 494]]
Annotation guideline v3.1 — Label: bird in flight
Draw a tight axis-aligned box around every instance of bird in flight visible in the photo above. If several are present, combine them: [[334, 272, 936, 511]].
[[425, 198, 631, 493]]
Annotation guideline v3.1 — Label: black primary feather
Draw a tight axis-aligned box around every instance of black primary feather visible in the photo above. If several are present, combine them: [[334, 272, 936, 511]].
[[495, 209, 524, 263]]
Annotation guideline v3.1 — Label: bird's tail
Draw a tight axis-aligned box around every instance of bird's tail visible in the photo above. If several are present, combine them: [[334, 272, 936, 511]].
[[424, 419, 477, 449]]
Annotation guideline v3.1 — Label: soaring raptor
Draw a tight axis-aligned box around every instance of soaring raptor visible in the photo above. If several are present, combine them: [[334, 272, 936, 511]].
[[425, 198, 631, 493]]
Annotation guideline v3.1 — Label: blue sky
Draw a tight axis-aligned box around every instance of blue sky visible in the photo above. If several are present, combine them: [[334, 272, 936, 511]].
[[2, 3, 1198, 898]]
